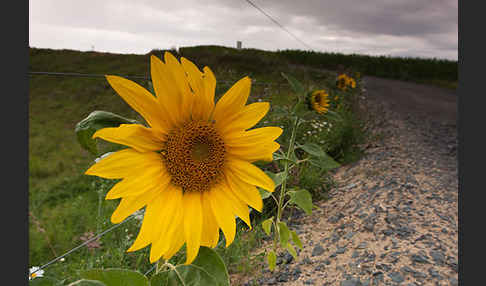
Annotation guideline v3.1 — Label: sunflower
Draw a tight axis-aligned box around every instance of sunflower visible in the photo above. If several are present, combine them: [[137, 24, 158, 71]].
[[309, 89, 330, 114], [346, 77, 356, 89], [336, 74, 348, 91], [85, 52, 282, 265]]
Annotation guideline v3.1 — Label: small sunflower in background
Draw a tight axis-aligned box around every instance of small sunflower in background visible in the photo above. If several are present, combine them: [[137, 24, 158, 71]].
[[308, 89, 330, 114], [336, 74, 348, 91], [85, 52, 282, 265], [346, 76, 356, 89]]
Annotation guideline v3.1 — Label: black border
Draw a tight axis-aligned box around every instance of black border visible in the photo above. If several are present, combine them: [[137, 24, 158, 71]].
[[10, 0, 28, 284]]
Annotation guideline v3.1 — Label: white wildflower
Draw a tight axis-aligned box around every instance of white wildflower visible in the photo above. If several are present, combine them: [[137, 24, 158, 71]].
[[29, 267, 44, 280]]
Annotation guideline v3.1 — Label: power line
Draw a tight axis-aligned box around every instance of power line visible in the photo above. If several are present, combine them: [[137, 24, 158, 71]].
[[242, 0, 314, 51]]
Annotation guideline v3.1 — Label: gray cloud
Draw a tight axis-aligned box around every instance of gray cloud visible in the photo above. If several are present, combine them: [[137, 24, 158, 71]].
[[29, 0, 457, 60]]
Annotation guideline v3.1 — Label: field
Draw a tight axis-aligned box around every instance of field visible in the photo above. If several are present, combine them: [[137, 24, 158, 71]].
[[28, 45, 457, 284]]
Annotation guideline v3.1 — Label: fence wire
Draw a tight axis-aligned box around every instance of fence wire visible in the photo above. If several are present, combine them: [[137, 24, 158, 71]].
[[30, 215, 137, 277], [28, 71, 290, 87]]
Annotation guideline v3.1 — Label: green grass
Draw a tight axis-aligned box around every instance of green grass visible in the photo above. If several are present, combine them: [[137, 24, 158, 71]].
[[29, 45, 436, 284]]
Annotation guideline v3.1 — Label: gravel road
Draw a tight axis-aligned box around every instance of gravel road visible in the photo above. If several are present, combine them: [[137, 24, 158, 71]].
[[235, 76, 458, 286]]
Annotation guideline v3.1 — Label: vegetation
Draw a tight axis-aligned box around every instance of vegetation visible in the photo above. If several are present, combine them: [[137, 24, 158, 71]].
[[28, 45, 454, 284]]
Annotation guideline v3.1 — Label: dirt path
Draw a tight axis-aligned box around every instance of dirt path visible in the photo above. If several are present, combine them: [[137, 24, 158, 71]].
[[235, 77, 458, 286], [363, 76, 457, 124]]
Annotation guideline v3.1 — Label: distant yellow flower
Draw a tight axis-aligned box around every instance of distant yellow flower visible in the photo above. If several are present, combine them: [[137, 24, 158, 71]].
[[310, 90, 330, 114], [336, 74, 348, 91], [346, 77, 356, 88], [85, 52, 281, 265]]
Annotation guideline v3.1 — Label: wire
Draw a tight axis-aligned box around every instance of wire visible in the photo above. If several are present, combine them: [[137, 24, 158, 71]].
[[242, 0, 313, 51], [28, 71, 288, 87], [29, 71, 149, 80], [30, 215, 137, 277]]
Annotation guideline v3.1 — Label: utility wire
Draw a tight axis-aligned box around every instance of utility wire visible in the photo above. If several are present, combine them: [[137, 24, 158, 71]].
[[242, 0, 314, 51]]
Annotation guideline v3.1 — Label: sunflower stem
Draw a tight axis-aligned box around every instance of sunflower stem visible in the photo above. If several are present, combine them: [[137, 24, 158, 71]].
[[274, 115, 300, 250]]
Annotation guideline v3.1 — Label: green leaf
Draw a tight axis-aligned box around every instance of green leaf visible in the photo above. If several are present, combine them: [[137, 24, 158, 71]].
[[29, 277, 59, 286], [267, 251, 277, 271], [273, 152, 298, 165], [67, 280, 107, 286], [281, 72, 305, 97], [188, 246, 230, 286], [149, 271, 169, 286], [75, 110, 139, 156], [258, 188, 272, 199], [286, 243, 297, 260], [81, 268, 148, 286], [288, 189, 313, 215], [264, 171, 287, 188], [261, 217, 274, 236], [151, 246, 229, 286], [308, 156, 340, 172], [324, 109, 343, 121], [290, 230, 303, 249], [278, 221, 290, 247], [298, 142, 327, 158]]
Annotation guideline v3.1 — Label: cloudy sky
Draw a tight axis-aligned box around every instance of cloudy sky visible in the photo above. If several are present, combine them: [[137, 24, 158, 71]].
[[29, 0, 458, 60]]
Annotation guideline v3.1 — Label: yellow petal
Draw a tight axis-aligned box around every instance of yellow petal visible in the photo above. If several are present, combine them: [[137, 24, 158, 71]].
[[183, 192, 203, 264], [85, 149, 162, 179], [164, 52, 193, 123], [218, 182, 252, 229], [213, 77, 251, 126], [181, 57, 209, 121], [162, 224, 185, 261], [226, 159, 275, 192], [200, 194, 220, 248], [228, 141, 280, 162], [180, 57, 204, 96], [220, 102, 270, 135], [224, 168, 263, 212], [92, 124, 164, 153], [105, 163, 170, 199], [127, 194, 166, 252], [206, 187, 236, 247], [105, 75, 166, 132], [110, 187, 159, 224], [225, 126, 282, 146], [149, 185, 184, 262], [150, 55, 180, 128], [202, 66, 216, 116]]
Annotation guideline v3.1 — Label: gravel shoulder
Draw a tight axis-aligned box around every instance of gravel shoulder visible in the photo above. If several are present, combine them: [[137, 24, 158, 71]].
[[233, 77, 458, 286]]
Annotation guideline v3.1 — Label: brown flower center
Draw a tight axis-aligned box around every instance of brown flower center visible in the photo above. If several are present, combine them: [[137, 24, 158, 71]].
[[163, 120, 226, 193]]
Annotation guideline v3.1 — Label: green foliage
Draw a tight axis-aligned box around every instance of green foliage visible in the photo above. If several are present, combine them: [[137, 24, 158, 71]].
[[277, 222, 290, 247], [277, 49, 457, 83], [287, 189, 313, 215], [81, 269, 148, 286], [267, 251, 276, 271], [75, 111, 139, 156], [261, 217, 273, 236]]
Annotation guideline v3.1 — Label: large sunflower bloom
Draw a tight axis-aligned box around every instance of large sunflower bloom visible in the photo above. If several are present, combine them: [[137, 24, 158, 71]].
[[309, 90, 330, 114], [85, 52, 282, 265]]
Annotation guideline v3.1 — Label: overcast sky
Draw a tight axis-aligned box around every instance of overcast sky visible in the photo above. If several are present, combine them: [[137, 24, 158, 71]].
[[29, 0, 458, 60]]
